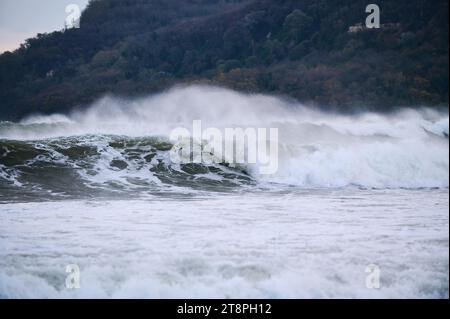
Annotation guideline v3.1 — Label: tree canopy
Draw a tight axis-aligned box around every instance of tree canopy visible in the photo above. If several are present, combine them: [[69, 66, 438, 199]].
[[0, 0, 448, 119]]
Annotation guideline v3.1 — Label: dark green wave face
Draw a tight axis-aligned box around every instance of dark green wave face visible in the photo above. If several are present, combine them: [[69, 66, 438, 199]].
[[0, 135, 254, 202], [1, 100, 449, 202]]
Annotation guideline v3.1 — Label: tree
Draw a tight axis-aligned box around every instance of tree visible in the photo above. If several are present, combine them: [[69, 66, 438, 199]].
[[283, 9, 314, 43]]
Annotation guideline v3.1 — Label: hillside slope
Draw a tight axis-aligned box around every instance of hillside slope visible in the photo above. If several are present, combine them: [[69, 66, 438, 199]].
[[0, 0, 448, 119]]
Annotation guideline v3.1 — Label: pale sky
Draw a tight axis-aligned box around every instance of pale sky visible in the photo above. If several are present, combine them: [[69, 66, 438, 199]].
[[0, 0, 90, 53]]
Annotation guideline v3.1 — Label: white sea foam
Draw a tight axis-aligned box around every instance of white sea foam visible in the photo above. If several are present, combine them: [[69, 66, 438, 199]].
[[0, 87, 448, 299], [0, 85, 448, 189], [0, 190, 448, 298]]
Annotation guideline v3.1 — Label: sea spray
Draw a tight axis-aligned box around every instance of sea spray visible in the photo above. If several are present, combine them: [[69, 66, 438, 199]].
[[0, 85, 448, 198]]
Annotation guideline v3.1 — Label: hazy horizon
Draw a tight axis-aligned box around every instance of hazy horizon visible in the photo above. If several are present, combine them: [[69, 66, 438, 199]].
[[0, 0, 89, 53]]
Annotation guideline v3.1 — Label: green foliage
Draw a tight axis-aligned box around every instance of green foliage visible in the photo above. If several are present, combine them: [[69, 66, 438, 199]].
[[0, 0, 448, 119], [283, 9, 314, 43]]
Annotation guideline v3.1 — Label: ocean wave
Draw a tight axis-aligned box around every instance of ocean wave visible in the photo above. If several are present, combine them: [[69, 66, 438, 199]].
[[0, 86, 448, 196]]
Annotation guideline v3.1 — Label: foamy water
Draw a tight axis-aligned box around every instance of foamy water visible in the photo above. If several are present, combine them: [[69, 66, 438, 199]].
[[0, 86, 448, 298], [1, 86, 448, 190], [0, 190, 448, 298]]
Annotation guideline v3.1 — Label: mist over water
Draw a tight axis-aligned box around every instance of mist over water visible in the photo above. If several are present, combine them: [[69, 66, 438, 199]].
[[0, 85, 448, 194], [0, 86, 448, 298]]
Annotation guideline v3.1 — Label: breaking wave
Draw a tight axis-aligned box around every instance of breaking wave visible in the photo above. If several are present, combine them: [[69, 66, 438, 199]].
[[0, 85, 448, 200]]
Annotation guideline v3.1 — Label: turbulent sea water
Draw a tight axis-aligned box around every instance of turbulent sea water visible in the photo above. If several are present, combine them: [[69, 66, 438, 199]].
[[0, 86, 449, 298]]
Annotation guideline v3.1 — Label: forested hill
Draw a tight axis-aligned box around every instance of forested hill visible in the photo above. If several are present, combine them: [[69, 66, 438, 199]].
[[0, 0, 448, 120]]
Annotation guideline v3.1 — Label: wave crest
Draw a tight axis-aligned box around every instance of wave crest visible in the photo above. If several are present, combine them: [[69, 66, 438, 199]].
[[0, 85, 448, 193]]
